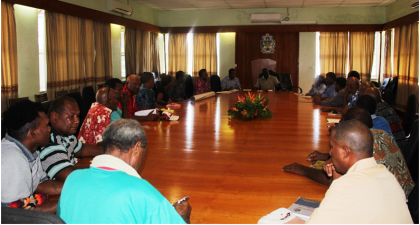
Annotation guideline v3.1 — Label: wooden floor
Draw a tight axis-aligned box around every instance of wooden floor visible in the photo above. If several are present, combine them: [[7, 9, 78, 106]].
[[136, 91, 331, 224]]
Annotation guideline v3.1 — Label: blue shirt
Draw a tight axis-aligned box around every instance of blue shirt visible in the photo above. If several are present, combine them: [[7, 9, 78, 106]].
[[136, 84, 156, 109], [372, 115, 394, 138], [347, 90, 359, 107], [110, 107, 122, 122], [321, 83, 336, 99], [57, 167, 186, 224], [221, 76, 241, 91]]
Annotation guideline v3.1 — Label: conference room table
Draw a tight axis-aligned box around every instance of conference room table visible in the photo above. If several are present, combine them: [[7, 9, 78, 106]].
[[78, 90, 335, 224]]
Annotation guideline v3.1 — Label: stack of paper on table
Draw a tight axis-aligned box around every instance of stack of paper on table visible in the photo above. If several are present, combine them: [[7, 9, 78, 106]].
[[288, 197, 320, 221], [328, 112, 342, 116], [326, 118, 340, 124], [134, 109, 157, 116], [301, 96, 312, 99]]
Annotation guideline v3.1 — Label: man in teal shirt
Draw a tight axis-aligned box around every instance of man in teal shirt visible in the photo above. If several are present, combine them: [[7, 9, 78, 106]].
[[58, 119, 191, 224]]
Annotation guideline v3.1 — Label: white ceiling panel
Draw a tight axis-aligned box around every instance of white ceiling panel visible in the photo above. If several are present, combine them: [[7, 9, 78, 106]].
[[131, 0, 399, 11]]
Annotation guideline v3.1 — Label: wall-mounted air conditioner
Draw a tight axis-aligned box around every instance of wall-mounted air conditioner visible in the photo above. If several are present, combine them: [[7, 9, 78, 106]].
[[107, 0, 133, 16], [251, 14, 282, 23], [410, 0, 419, 8]]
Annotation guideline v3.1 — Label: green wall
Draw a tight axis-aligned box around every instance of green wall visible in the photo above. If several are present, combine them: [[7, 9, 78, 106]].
[[386, 0, 419, 22], [218, 33, 236, 81]]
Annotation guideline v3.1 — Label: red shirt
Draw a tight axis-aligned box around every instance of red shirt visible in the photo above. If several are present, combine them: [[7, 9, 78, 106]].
[[193, 78, 211, 95], [78, 102, 112, 145], [122, 85, 139, 117]]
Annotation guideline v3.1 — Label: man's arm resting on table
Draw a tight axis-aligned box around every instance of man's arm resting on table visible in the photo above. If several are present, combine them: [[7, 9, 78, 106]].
[[282, 163, 332, 186], [75, 144, 103, 158], [52, 167, 75, 183], [320, 106, 343, 112], [35, 180, 63, 196]]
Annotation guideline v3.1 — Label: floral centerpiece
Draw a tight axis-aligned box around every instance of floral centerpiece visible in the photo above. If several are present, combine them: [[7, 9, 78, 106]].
[[228, 92, 273, 119]]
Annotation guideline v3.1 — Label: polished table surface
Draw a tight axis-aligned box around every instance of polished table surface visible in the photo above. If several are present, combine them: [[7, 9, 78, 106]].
[[78, 91, 332, 224]]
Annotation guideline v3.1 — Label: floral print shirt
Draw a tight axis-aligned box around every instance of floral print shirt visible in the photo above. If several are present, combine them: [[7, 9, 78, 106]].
[[77, 102, 112, 145]]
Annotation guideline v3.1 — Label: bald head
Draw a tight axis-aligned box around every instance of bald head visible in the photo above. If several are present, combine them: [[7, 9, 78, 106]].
[[347, 77, 360, 95], [332, 120, 373, 158], [96, 87, 118, 111], [126, 74, 141, 94], [96, 87, 110, 105], [364, 87, 382, 103], [359, 82, 374, 96]]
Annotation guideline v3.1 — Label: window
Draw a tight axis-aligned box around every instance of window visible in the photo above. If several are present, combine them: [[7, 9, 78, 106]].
[[121, 26, 126, 77], [37, 9, 47, 92], [370, 32, 381, 80]]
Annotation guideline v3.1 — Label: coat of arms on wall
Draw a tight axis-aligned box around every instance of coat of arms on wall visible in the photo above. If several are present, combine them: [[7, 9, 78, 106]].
[[260, 33, 275, 54]]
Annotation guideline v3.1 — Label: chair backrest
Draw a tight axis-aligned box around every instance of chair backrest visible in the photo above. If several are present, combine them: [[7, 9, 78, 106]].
[[41, 100, 52, 115], [34, 92, 48, 103], [390, 76, 398, 100], [8, 97, 29, 107], [279, 74, 293, 91], [404, 120, 419, 181], [1, 207, 65, 224], [82, 86, 96, 110], [210, 75, 221, 92], [380, 78, 391, 90], [66, 92, 87, 137], [185, 75, 194, 98], [55, 90, 68, 98], [402, 94, 418, 136]]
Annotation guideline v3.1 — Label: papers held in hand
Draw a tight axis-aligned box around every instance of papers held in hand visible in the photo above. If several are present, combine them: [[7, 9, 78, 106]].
[[134, 109, 157, 116]]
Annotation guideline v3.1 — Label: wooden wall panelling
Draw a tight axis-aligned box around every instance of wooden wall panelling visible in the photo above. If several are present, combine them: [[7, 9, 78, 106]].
[[383, 12, 419, 30], [235, 32, 299, 89]]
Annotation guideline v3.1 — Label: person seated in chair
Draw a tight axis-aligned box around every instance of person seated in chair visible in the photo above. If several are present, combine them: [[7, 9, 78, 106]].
[[193, 69, 211, 95], [57, 119, 192, 224], [305, 75, 326, 96], [156, 75, 174, 106], [38, 96, 104, 182], [282, 107, 414, 199], [169, 71, 186, 101], [137, 72, 157, 110], [221, 68, 241, 91], [2, 100, 63, 213], [314, 77, 351, 107], [314, 72, 336, 100], [321, 76, 360, 113], [286, 119, 412, 224], [254, 68, 282, 91]]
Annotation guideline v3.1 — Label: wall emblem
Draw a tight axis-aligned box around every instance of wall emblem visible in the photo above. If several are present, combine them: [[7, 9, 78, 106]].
[[260, 33, 275, 54]]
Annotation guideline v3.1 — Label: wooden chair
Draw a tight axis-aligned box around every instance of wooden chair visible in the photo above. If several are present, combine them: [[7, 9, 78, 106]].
[[34, 92, 48, 103], [55, 90, 68, 98], [8, 97, 29, 107]]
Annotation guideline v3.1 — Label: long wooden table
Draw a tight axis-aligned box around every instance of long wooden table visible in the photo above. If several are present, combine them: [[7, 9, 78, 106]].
[[130, 91, 329, 224]]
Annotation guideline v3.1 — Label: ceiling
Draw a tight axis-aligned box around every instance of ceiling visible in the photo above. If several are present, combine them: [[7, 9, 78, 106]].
[[131, 0, 398, 11]]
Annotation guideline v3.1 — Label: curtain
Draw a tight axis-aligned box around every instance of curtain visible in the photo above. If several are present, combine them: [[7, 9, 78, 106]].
[[46, 11, 112, 100], [383, 30, 393, 81], [168, 33, 188, 76], [319, 32, 348, 78], [349, 32, 375, 82], [393, 22, 419, 110], [125, 28, 160, 76], [1, 2, 18, 109], [193, 33, 217, 77]]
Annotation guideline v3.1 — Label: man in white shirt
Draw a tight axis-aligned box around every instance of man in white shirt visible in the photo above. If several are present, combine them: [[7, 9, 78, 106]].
[[221, 68, 241, 91], [254, 68, 282, 90]]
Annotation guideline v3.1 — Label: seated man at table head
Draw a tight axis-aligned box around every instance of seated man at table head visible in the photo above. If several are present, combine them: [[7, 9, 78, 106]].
[[38, 96, 103, 182], [57, 119, 192, 224], [364, 87, 407, 151], [221, 68, 241, 91], [156, 75, 174, 106], [193, 68, 212, 95], [169, 70, 187, 101], [123, 74, 141, 117], [314, 77, 351, 107], [254, 68, 282, 91], [355, 95, 394, 137], [2, 100, 63, 213], [78, 87, 120, 145], [299, 119, 412, 224], [137, 72, 157, 110], [282, 107, 414, 198]]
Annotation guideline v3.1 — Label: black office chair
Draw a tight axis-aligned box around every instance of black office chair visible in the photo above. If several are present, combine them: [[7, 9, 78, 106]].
[[1, 207, 65, 224], [82, 86, 96, 110], [390, 76, 399, 102], [185, 75, 194, 98], [66, 92, 87, 136], [279, 74, 302, 93], [380, 78, 391, 90], [210, 75, 222, 92], [8, 97, 29, 108], [402, 95, 418, 137], [41, 100, 52, 115]]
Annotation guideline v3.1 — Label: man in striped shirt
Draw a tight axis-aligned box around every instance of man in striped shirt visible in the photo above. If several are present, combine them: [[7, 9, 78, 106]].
[[38, 95, 103, 182]]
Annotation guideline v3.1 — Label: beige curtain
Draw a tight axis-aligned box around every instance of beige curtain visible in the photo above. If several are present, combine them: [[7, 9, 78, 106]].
[[393, 22, 419, 110], [1, 2, 18, 109], [193, 33, 217, 77], [125, 28, 160, 76], [319, 32, 348, 78], [381, 30, 393, 83], [46, 12, 112, 99], [168, 33, 188, 76], [349, 32, 375, 82]]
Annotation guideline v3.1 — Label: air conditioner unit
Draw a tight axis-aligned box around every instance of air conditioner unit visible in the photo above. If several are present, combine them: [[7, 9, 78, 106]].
[[251, 14, 281, 23], [107, 0, 133, 16], [410, 0, 419, 8]]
